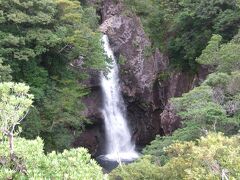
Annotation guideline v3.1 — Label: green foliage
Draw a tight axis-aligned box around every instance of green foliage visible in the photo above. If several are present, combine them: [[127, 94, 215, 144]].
[[0, 81, 103, 179], [143, 46, 154, 58], [196, 34, 222, 66], [157, 72, 170, 81], [16, 60, 49, 102], [39, 77, 90, 152], [171, 31, 240, 133], [172, 73, 240, 135], [20, 107, 41, 139], [111, 133, 240, 180], [144, 121, 202, 165], [143, 30, 240, 177], [124, 0, 240, 71], [0, 58, 12, 82], [0, 137, 104, 179], [109, 156, 161, 180], [118, 54, 127, 65], [0, 82, 33, 137], [197, 33, 240, 72], [67, 30, 106, 69], [0, 82, 33, 161], [82, 6, 100, 30], [159, 133, 240, 179], [0, 0, 106, 151]]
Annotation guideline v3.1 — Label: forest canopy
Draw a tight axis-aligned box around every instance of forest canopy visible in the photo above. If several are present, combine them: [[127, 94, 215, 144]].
[[0, 0, 106, 152], [125, 0, 240, 70]]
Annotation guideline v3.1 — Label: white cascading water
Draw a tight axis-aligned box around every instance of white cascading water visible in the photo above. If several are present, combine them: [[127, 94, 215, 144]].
[[101, 35, 139, 161]]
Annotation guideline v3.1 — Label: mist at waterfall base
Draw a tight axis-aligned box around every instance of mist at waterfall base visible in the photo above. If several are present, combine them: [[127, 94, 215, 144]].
[[97, 35, 139, 171]]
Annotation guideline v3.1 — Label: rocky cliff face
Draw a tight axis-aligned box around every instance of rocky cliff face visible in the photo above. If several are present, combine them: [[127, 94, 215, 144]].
[[74, 0, 209, 155], [99, 0, 164, 145]]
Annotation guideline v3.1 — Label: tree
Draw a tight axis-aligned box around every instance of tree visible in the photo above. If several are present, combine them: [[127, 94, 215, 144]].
[[109, 156, 161, 180], [0, 58, 12, 82], [0, 82, 103, 179], [197, 31, 240, 72], [0, 137, 104, 179], [144, 30, 240, 166], [143, 121, 202, 165], [124, 0, 240, 71], [0, 82, 33, 160], [111, 133, 240, 179], [0, 0, 106, 152], [158, 133, 240, 179]]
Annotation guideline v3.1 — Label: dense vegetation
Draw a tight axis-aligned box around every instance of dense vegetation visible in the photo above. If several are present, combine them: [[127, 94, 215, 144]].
[[125, 0, 240, 71], [0, 0, 106, 152], [1, 0, 240, 179], [110, 32, 240, 179], [0, 82, 104, 179], [0, 0, 107, 178], [111, 133, 240, 179], [0, 137, 104, 179], [110, 1, 240, 178]]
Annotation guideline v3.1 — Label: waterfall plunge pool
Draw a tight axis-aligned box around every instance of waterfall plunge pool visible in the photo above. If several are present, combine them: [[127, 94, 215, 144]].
[[96, 146, 145, 172], [96, 155, 138, 172]]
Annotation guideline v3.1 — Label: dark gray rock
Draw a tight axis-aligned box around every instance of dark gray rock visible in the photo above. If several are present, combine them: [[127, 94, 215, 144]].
[[76, 0, 211, 155]]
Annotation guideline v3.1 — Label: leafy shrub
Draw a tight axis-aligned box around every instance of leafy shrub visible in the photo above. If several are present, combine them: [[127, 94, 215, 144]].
[[109, 156, 161, 180], [111, 133, 240, 180], [0, 137, 104, 179]]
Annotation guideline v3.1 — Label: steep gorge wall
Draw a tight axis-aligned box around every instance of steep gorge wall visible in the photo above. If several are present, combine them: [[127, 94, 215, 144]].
[[99, 0, 163, 145], [74, 0, 209, 155]]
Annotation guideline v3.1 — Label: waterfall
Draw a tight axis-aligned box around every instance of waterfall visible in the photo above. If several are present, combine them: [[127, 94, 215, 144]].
[[101, 35, 139, 161]]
